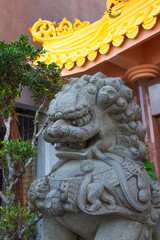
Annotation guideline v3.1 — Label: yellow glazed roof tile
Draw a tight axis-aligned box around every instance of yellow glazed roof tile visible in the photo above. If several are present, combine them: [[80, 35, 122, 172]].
[[29, 0, 160, 70]]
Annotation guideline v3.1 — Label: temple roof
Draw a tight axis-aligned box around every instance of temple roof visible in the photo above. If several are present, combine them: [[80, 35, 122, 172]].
[[29, 0, 160, 71]]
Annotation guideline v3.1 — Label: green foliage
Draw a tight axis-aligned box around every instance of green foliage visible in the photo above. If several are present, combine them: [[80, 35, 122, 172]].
[[0, 34, 66, 239], [0, 203, 38, 240], [0, 34, 64, 119], [0, 139, 38, 239], [0, 35, 44, 119], [77, 237, 83, 240], [27, 61, 65, 105], [0, 139, 36, 170], [144, 160, 157, 181]]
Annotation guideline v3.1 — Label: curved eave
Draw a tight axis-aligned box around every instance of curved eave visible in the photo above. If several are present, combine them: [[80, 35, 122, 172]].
[[30, 0, 160, 74], [61, 17, 160, 78]]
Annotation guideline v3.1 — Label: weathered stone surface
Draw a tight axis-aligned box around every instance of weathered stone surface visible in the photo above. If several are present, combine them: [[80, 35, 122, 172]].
[[28, 72, 160, 240]]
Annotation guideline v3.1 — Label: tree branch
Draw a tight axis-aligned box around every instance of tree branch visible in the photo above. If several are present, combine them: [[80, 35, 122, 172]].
[[0, 191, 9, 204], [32, 96, 47, 147], [25, 96, 48, 169], [2, 168, 8, 187], [3, 113, 12, 141], [18, 214, 43, 238], [6, 154, 14, 181], [25, 157, 33, 169], [35, 119, 48, 139], [9, 176, 19, 194]]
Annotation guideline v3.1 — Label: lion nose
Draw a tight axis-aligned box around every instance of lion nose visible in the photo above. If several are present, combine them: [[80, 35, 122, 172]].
[[47, 123, 70, 139]]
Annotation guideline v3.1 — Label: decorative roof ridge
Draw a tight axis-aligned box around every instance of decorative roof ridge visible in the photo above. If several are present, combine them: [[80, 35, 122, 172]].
[[29, 0, 160, 70]]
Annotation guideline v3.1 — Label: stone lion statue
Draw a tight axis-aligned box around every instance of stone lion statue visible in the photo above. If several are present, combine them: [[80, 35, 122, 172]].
[[28, 72, 160, 240]]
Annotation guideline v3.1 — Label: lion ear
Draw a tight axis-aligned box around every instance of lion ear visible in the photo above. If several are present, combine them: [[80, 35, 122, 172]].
[[97, 86, 118, 109]]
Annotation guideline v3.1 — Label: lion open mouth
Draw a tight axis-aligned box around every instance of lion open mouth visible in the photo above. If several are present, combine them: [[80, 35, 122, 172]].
[[43, 111, 101, 153], [54, 133, 101, 152]]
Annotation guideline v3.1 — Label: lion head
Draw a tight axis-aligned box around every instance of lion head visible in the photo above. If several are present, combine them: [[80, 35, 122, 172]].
[[43, 72, 148, 162]]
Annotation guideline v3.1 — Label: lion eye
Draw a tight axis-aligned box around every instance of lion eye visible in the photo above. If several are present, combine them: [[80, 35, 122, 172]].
[[70, 114, 92, 127], [71, 120, 79, 126]]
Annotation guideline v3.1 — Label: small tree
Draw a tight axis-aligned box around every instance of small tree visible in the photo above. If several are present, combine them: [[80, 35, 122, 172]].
[[0, 35, 65, 239]]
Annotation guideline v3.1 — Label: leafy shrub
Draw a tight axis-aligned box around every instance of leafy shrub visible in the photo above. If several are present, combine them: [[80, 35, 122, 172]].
[[0, 203, 38, 240], [144, 160, 157, 181], [0, 139, 36, 170]]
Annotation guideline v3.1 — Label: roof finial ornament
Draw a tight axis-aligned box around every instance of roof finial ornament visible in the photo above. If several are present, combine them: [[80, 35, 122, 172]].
[[107, 0, 126, 18]]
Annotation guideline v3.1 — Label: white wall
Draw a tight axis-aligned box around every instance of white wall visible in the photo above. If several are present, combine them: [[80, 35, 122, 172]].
[[36, 114, 58, 240], [37, 113, 58, 178]]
